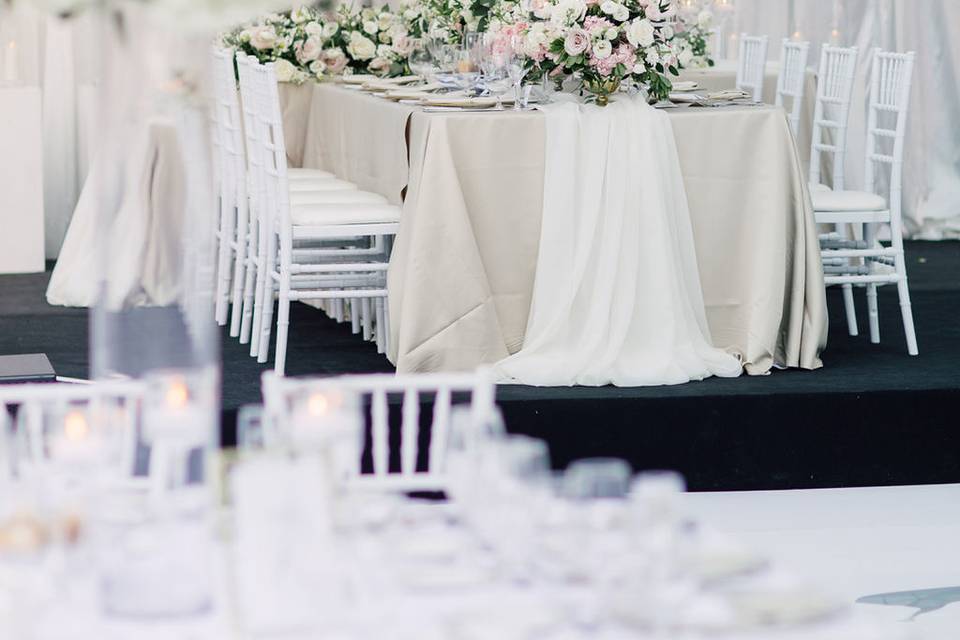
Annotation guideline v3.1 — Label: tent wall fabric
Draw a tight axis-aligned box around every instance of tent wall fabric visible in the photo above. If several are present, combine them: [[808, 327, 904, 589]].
[[723, 0, 960, 238]]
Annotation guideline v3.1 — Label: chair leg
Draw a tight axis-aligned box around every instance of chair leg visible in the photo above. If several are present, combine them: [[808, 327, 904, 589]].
[[362, 297, 373, 342], [249, 239, 267, 358], [274, 277, 291, 376], [214, 195, 234, 327], [258, 236, 278, 364], [866, 285, 880, 344], [383, 296, 391, 356], [843, 285, 858, 336], [229, 199, 249, 338], [350, 299, 361, 335], [375, 297, 386, 354], [334, 299, 345, 324], [895, 262, 919, 356]]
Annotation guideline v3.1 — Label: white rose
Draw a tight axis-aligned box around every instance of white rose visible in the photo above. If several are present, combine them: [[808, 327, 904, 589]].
[[645, 49, 660, 65], [698, 10, 713, 29], [632, 62, 645, 74], [593, 39, 612, 59], [626, 18, 655, 48], [678, 47, 694, 67], [369, 56, 391, 73], [305, 21, 323, 37], [273, 59, 297, 83], [248, 25, 278, 51], [309, 59, 327, 77], [290, 5, 311, 24], [363, 20, 379, 35], [613, 5, 629, 22], [599, 1, 617, 15], [298, 35, 323, 63], [322, 22, 339, 38], [376, 43, 393, 58], [347, 32, 377, 60], [605, 27, 619, 40]]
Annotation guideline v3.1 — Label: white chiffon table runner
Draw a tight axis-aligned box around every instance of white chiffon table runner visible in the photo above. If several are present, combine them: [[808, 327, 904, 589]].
[[495, 96, 743, 387]]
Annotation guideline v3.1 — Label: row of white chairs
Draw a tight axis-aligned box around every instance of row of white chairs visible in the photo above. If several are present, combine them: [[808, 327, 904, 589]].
[[209, 48, 400, 376], [738, 36, 918, 355], [0, 370, 495, 494]]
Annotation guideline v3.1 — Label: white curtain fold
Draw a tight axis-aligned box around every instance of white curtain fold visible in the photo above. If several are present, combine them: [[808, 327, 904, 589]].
[[728, 0, 960, 238]]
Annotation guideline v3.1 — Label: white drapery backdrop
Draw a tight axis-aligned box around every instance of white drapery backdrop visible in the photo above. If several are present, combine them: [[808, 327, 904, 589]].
[[717, 0, 960, 239], [2, 6, 100, 259], [5, 0, 959, 259]]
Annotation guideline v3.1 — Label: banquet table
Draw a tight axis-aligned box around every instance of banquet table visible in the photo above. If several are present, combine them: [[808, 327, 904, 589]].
[[292, 83, 827, 377]]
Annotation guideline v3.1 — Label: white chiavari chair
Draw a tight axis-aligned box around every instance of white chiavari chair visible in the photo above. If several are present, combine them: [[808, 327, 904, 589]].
[[813, 50, 918, 356], [0, 381, 145, 481], [775, 39, 810, 137], [210, 48, 376, 347], [808, 44, 859, 335], [261, 369, 496, 493], [237, 55, 399, 375], [736, 34, 768, 102]]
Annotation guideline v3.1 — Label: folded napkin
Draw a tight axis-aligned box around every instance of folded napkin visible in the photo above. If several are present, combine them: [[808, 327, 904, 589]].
[[383, 83, 445, 101], [671, 81, 700, 92], [418, 95, 498, 109], [706, 89, 751, 101], [340, 74, 379, 85]]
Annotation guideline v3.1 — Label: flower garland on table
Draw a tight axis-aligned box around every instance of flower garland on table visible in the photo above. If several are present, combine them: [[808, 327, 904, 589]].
[[325, 4, 417, 77], [221, 7, 328, 83], [675, 5, 714, 69], [488, 0, 684, 105]]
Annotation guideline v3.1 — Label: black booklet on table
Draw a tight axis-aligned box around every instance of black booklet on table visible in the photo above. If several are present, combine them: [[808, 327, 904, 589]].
[[0, 354, 57, 384]]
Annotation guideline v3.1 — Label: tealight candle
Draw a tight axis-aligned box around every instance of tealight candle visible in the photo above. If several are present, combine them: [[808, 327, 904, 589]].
[[50, 409, 100, 466]]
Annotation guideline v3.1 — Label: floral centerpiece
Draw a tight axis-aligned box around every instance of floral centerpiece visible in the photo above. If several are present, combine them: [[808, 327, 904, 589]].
[[489, 0, 683, 105], [675, 4, 714, 69], [324, 4, 417, 77], [221, 8, 326, 84]]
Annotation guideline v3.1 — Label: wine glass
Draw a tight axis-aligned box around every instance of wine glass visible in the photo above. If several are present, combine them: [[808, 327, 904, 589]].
[[506, 51, 530, 110], [481, 37, 511, 109], [408, 48, 434, 83]]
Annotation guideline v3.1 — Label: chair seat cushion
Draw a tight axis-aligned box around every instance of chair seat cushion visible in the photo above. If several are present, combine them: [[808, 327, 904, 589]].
[[288, 178, 357, 192], [812, 189, 887, 212], [291, 203, 401, 226], [290, 190, 389, 206], [289, 168, 335, 180]]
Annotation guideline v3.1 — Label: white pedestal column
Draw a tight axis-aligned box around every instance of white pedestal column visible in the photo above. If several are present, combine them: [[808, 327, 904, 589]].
[[0, 85, 45, 274]]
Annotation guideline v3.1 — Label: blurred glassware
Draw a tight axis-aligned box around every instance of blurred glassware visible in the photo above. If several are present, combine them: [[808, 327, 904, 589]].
[[408, 46, 435, 83], [563, 458, 633, 500], [236, 404, 265, 451]]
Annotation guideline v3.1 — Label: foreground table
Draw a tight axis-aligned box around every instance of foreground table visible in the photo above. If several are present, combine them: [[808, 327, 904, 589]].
[[295, 83, 827, 378]]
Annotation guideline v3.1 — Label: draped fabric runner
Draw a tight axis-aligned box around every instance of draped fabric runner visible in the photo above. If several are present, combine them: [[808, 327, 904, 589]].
[[495, 96, 743, 387]]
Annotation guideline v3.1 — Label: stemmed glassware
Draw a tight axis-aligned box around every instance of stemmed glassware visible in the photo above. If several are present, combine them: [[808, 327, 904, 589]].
[[507, 40, 531, 110], [481, 35, 512, 109], [408, 46, 435, 84]]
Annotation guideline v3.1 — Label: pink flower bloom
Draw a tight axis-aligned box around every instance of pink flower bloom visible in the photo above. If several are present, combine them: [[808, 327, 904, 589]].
[[583, 16, 613, 33], [564, 28, 591, 56]]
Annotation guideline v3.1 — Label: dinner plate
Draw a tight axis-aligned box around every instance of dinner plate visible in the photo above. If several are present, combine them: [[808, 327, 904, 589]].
[[419, 96, 498, 109]]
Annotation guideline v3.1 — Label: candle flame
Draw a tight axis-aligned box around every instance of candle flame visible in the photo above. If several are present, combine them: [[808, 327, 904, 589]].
[[64, 411, 89, 441], [307, 393, 330, 417], [166, 380, 190, 408]]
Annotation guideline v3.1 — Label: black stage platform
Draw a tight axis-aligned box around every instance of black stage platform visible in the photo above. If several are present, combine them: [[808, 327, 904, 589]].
[[3, 242, 959, 491]]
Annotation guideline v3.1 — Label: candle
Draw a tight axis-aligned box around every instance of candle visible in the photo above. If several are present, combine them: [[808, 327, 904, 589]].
[[50, 410, 100, 466], [3, 41, 18, 85], [289, 389, 361, 480]]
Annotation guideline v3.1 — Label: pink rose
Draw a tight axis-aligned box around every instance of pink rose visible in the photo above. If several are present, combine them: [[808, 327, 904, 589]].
[[297, 35, 323, 63], [323, 48, 348, 74], [564, 28, 590, 56]]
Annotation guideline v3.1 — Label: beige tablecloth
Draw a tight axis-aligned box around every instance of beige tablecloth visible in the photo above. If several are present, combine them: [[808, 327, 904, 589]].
[[678, 60, 817, 170], [297, 84, 827, 377]]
